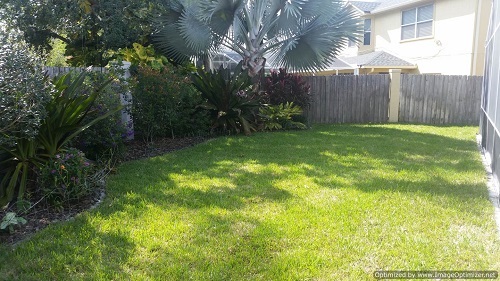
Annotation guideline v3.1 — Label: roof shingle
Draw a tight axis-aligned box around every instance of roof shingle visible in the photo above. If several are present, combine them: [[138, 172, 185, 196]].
[[349, 1, 382, 13], [340, 51, 415, 67], [348, 0, 428, 14]]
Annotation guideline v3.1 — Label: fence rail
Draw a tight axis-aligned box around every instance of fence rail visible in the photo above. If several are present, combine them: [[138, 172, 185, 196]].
[[304, 73, 482, 125], [305, 75, 390, 123], [43, 66, 107, 78]]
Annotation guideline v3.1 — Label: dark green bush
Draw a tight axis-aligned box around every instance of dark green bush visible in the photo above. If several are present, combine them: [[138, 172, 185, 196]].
[[73, 71, 127, 161], [264, 68, 311, 108], [191, 63, 260, 135], [132, 64, 209, 142]]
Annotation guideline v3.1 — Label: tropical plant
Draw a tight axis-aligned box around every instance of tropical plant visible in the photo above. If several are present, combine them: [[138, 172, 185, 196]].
[[191, 63, 259, 135], [0, 72, 121, 207], [0, 139, 41, 208], [259, 102, 306, 131], [264, 68, 311, 108], [153, 0, 361, 77], [37, 72, 119, 157], [116, 43, 169, 71]]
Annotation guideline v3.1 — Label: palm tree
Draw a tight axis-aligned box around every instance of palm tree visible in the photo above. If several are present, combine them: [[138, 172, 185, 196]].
[[153, 0, 361, 77]]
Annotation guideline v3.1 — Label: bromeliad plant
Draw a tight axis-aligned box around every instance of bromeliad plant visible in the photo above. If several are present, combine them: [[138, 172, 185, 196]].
[[259, 102, 307, 131], [0, 72, 121, 207], [191, 63, 260, 135]]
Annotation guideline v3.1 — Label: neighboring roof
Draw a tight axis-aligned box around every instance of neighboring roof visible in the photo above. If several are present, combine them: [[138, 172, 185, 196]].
[[371, 0, 430, 14], [349, 1, 382, 13], [327, 58, 355, 70], [339, 51, 415, 68], [348, 0, 429, 15]]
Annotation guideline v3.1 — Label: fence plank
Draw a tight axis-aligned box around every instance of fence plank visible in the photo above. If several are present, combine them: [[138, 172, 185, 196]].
[[44, 66, 107, 78], [297, 74, 480, 125], [398, 74, 482, 125]]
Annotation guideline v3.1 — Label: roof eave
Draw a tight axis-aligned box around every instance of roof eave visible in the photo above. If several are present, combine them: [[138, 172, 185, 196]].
[[359, 65, 418, 69], [347, 2, 369, 15], [371, 0, 430, 15]]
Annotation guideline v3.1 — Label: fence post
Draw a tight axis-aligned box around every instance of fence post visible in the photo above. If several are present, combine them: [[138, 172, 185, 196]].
[[389, 69, 401, 122], [119, 62, 134, 140]]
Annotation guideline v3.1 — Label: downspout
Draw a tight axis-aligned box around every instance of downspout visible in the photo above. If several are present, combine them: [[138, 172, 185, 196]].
[[471, 0, 484, 75]]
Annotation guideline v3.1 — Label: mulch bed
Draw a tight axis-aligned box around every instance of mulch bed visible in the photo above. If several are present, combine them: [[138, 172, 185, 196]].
[[122, 136, 207, 162], [0, 136, 208, 246]]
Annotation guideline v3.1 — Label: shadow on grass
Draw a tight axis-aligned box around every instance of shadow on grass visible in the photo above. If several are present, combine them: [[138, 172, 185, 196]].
[[0, 124, 490, 280], [96, 124, 487, 218], [0, 215, 137, 280]]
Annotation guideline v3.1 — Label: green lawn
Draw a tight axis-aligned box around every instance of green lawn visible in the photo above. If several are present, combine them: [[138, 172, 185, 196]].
[[1, 124, 499, 280]]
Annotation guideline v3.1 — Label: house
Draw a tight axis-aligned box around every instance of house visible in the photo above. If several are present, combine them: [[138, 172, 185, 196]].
[[480, 0, 500, 197], [320, 0, 491, 75]]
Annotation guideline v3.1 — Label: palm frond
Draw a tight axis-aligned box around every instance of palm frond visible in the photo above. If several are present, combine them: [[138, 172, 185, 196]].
[[269, 3, 362, 73], [178, 8, 213, 53], [204, 0, 245, 36], [152, 0, 361, 73], [152, 0, 197, 63]]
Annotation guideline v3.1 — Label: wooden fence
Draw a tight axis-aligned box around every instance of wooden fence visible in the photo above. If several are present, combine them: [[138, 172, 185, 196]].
[[305, 73, 483, 125], [304, 75, 390, 123], [400, 74, 482, 124], [43, 64, 135, 140], [44, 66, 107, 78]]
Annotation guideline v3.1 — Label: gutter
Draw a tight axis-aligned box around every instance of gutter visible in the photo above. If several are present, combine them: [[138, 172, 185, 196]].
[[359, 65, 418, 69], [470, 0, 487, 75]]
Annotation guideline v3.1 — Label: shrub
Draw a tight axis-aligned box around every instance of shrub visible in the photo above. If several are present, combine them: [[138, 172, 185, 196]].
[[264, 68, 311, 108], [0, 72, 119, 207], [0, 29, 52, 208], [191, 63, 260, 135], [132, 64, 209, 142], [38, 148, 94, 207], [116, 43, 168, 71], [73, 70, 127, 161], [0, 28, 52, 147], [259, 102, 307, 131]]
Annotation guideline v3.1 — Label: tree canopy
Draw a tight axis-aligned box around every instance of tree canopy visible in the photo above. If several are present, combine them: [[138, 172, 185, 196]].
[[0, 0, 162, 66]]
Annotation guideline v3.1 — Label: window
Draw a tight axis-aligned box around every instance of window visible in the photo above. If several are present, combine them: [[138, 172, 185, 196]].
[[401, 4, 433, 40], [364, 19, 371, 45]]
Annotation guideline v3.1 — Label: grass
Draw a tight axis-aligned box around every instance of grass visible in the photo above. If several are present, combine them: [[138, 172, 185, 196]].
[[1, 124, 499, 280]]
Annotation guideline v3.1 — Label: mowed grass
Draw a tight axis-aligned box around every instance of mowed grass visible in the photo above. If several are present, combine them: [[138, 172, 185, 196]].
[[1, 124, 499, 280]]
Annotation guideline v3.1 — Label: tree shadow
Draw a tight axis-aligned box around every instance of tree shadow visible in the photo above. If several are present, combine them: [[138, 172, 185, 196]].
[[0, 215, 136, 280], [98, 124, 488, 222], [1, 124, 491, 279]]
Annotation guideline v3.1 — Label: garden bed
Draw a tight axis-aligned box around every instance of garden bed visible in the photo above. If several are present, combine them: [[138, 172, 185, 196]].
[[0, 136, 207, 245]]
